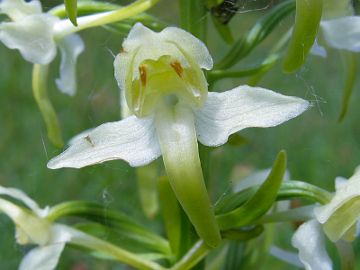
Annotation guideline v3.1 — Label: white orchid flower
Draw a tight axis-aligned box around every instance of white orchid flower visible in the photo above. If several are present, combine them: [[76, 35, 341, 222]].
[[314, 168, 360, 242], [292, 220, 333, 270], [291, 167, 360, 270], [0, 0, 84, 95], [0, 0, 160, 95], [0, 186, 78, 270], [0, 186, 162, 270], [311, 0, 359, 57], [47, 23, 309, 247]]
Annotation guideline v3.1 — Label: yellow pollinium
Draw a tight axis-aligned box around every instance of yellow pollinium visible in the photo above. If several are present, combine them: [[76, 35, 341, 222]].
[[126, 55, 208, 117]]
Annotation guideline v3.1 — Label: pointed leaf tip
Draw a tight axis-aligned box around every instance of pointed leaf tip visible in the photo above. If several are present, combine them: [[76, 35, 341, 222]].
[[217, 150, 287, 230], [65, 0, 78, 26]]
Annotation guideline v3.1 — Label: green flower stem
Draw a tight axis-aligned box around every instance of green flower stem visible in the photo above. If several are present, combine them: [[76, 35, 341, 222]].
[[215, 180, 332, 215], [208, 54, 280, 82], [155, 104, 221, 248], [54, 0, 160, 37], [179, 0, 207, 41], [158, 176, 182, 258], [215, 0, 295, 69], [32, 64, 63, 148], [221, 225, 264, 241], [257, 205, 315, 224], [282, 0, 323, 73], [278, 181, 332, 204], [338, 52, 357, 122], [136, 162, 160, 219], [47, 201, 170, 255], [51, 1, 167, 31], [51, 1, 124, 15], [170, 240, 210, 270], [71, 232, 165, 270]]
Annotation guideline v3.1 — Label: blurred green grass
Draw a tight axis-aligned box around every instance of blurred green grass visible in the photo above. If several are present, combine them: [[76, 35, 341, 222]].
[[0, 1, 360, 269]]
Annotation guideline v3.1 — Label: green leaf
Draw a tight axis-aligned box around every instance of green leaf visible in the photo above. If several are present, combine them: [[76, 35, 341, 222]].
[[179, 0, 207, 41], [136, 162, 160, 219], [221, 225, 263, 241], [65, 0, 78, 26], [46, 201, 170, 255], [32, 64, 63, 148], [216, 150, 287, 230], [282, 0, 323, 73], [215, 0, 295, 69], [211, 15, 234, 45], [74, 222, 171, 259], [216, 180, 332, 217], [209, 54, 280, 82], [158, 176, 182, 258], [223, 241, 246, 270], [338, 52, 357, 122]]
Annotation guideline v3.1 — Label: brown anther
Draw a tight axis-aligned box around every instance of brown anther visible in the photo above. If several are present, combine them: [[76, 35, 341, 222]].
[[84, 135, 95, 147], [139, 65, 147, 86], [170, 61, 183, 77], [120, 47, 127, 53]]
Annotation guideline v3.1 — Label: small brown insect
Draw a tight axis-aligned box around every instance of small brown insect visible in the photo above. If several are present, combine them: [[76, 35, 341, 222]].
[[170, 61, 183, 77], [84, 135, 95, 147], [139, 65, 147, 86]]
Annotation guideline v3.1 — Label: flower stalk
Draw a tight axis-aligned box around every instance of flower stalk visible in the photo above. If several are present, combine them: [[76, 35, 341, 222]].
[[32, 64, 63, 147], [53, 0, 160, 37]]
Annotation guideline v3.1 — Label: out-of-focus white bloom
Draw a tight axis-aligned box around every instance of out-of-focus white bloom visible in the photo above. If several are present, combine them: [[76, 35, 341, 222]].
[[0, 0, 84, 95], [314, 167, 360, 242], [311, 0, 360, 55], [292, 220, 332, 270], [0, 186, 80, 270], [292, 167, 360, 270]]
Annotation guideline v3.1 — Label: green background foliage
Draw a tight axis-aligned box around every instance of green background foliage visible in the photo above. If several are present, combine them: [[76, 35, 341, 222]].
[[0, 0, 359, 269]]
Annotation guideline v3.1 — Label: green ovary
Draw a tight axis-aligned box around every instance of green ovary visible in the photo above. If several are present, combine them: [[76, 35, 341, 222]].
[[126, 55, 208, 117]]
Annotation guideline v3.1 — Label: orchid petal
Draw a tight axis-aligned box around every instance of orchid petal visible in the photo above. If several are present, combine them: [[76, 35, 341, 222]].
[[160, 26, 213, 70], [0, 186, 48, 217], [314, 170, 360, 242], [321, 16, 360, 52], [194, 85, 309, 147], [0, 14, 57, 64], [19, 224, 73, 270], [269, 246, 303, 268], [19, 244, 66, 270], [292, 220, 332, 270], [0, 0, 42, 21], [114, 23, 212, 92], [310, 40, 327, 58], [55, 34, 84, 95], [120, 88, 132, 118], [0, 198, 50, 245], [47, 116, 161, 169]]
